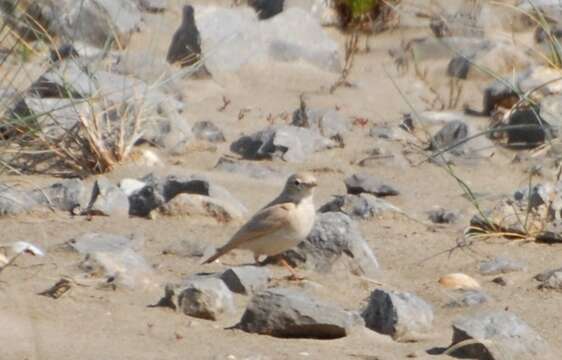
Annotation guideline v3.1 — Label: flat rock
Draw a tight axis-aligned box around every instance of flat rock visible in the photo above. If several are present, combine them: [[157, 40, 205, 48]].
[[449, 311, 556, 359], [214, 157, 285, 179], [0, 184, 39, 216], [136, 0, 167, 12], [236, 288, 357, 339], [220, 266, 271, 295], [192, 121, 225, 143], [231, 125, 336, 163], [535, 267, 562, 290], [318, 193, 401, 219], [429, 120, 468, 155], [292, 106, 351, 139], [427, 207, 459, 224], [282, 212, 379, 277], [84, 177, 129, 217], [344, 173, 399, 197], [160, 193, 243, 222], [31, 179, 86, 212], [178, 278, 234, 320], [446, 290, 490, 308], [362, 289, 433, 342], [249, 0, 284, 20], [479, 257, 526, 275]]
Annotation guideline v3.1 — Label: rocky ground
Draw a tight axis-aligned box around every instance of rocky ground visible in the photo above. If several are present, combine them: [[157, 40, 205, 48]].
[[1, 0, 562, 359]]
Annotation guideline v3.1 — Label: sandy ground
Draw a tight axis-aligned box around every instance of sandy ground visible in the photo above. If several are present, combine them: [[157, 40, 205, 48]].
[[1, 1, 562, 359]]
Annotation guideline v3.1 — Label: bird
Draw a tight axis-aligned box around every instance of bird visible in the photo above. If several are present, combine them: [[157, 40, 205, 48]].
[[166, 5, 210, 77], [0, 241, 45, 272], [203, 172, 317, 279]]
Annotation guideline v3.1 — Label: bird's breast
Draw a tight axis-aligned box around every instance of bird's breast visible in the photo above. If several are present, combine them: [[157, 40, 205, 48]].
[[291, 197, 316, 239]]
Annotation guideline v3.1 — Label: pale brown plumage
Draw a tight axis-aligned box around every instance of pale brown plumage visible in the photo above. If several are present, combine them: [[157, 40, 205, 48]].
[[202, 172, 317, 265]]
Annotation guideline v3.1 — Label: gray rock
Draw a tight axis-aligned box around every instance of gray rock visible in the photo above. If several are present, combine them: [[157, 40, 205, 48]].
[[29, 61, 96, 98], [192, 120, 225, 143], [427, 207, 459, 224], [0, 184, 38, 216], [292, 104, 351, 139], [128, 185, 165, 217], [447, 55, 471, 79], [429, 120, 468, 154], [230, 125, 336, 163], [449, 311, 555, 359], [71, 233, 150, 288], [318, 193, 401, 219], [344, 173, 399, 197], [535, 267, 562, 290], [282, 212, 379, 277], [136, 0, 167, 12], [446, 290, 490, 308], [178, 278, 234, 320], [31, 179, 86, 212], [84, 177, 129, 217], [220, 266, 271, 295], [236, 288, 356, 339], [362, 289, 433, 341], [249, 0, 284, 20], [214, 157, 285, 179], [142, 173, 210, 202], [479, 257, 526, 275]]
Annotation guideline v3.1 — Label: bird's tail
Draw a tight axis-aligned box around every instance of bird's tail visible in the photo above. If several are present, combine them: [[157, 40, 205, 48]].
[[201, 246, 227, 264]]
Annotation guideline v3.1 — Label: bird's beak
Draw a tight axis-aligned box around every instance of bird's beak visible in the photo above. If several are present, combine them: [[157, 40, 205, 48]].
[[305, 182, 317, 188]]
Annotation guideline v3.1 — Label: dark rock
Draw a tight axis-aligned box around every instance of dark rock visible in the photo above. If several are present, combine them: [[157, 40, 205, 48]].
[[429, 120, 468, 154], [447, 55, 471, 79], [177, 277, 234, 320], [141, 174, 210, 202], [220, 266, 271, 295], [344, 173, 399, 197], [318, 193, 400, 219], [427, 207, 459, 224], [192, 120, 225, 143], [469, 77, 518, 116], [236, 288, 356, 339], [479, 257, 526, 275], [214, 157, 285, 179], [136, 0, 167, 13], [128, 185, 165, 217], [248, 0, 284, 20], [84, 177, 129, 217], [230, 125, 335, 163], [49, 44, 79, 63], [362, 289, 433, 341], [166, 5, 209, 77], [496, 106, 551, 148], [449, 311, 555, 359], [492, 276, 507, 286], [446, 290, 490, 308], [291, 102, 351, 139], [0, 184, 38, 216], [282, 212, 379, 277]]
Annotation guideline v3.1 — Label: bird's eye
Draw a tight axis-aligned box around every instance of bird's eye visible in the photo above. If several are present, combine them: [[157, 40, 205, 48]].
[[294, 179, 301, 186]]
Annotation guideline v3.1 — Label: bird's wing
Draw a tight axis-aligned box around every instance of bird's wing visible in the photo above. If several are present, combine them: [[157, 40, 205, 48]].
[[223, 202, 295, 250]]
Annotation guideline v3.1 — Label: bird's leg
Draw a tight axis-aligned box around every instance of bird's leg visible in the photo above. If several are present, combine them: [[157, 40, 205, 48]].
[[278, 258, 304, 281]]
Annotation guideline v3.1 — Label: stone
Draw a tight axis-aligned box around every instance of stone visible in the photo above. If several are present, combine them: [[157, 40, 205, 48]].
[[84, 177, 129, 217], [142, 174, 209, 202], [344, 173, 399, 197], [71, 233, 151, 288], [161, 193, 244, 222], [500, 106, 551, 148], [479, 257, 526, 275], [429, 120, 468, 154], [446, 290, 490, 308], [427, 207, 459, 224], [535, 267, 562, 290], [311, 0, 340, 27], [31, 179, 86, 212], [177, 278, 235, 320], [119, 179, 147, 197], [0, 184, 38, 216], [196, 7, 341, 73], [318, 193, 401, 219], [249, 0, 284, 20], [136, 0, 167, 13], [220, 266, 271, 295], [449, 311, 555, 360], [29, 61, 96, 98], [128, 185, 165, 217], [230, 125, 335, 162], [362, 289, 433, 341], [167, 5, 207, 75], [236, 288, 357, 339], [282, 212, 379, 277], [192, 120, 225, 143], [291, 104, 351, 139], [447, 55, 471, 79], [214, 157, 285, 179]]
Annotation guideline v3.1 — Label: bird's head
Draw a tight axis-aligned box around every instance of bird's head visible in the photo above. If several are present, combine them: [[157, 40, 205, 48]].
[[283, 172, 317, 201]]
